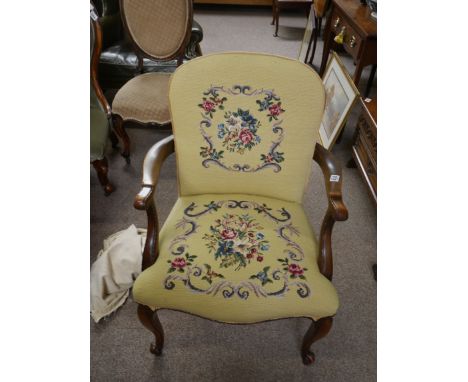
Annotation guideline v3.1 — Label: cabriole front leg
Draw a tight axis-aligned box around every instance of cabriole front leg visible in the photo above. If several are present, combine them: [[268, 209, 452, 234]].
[[137, 304, 164, 355], [301, 316, 333, 365]]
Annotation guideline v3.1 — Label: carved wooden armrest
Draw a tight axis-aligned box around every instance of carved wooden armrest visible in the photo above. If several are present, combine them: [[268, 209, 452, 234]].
[[134, 135, 175, 270], [313, 143, 348, 280]]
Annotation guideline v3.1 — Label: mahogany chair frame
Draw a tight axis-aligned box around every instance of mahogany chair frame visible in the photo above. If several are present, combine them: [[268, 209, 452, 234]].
[[134, 135, 348, 365], [111, 0, 194, 163], [91, 4, 118, 195]]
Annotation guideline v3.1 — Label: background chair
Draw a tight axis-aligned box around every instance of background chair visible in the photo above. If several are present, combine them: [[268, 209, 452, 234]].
[[94, 0, 204, 91], [132, 53, 348, 364], [271, 0, 313, 37], [110, 0, 195, 163], [91, 4, 116, 196]]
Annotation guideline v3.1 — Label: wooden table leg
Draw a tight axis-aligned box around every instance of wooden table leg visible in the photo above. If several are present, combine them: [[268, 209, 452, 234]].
[[365, 64, 377, 98]]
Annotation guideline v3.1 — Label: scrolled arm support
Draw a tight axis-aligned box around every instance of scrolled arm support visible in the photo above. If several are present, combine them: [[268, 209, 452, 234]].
[[134, 135, 175, 270], [313, 143, 348, 280]]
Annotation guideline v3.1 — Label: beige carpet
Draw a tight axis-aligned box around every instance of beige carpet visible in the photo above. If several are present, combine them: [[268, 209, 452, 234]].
[[91, 5, 376, 381]]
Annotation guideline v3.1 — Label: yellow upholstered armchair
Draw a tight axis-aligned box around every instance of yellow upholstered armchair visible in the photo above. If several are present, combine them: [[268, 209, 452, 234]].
[[132, 53, 348, 365]]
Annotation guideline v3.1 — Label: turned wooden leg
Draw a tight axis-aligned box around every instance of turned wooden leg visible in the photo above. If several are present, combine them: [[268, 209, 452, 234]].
[[92, 157, 114, 196], [137, 304, 164, 356], [301, 317, 333, 365], [111, 114, 131, 164]]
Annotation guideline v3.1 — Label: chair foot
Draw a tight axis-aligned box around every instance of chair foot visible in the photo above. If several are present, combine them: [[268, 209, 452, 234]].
[[137, 304, 164, 356], [92, 157, 114, 196], [302, 350, 316, 365], [301, 317, 333, 365]]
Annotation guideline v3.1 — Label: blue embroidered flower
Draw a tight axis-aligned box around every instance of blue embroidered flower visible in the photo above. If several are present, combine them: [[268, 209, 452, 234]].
[[256, 233, 264, 240], [260, 244, 269, 251]]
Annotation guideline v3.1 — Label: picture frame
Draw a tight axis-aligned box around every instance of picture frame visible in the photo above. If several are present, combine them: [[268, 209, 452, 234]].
[[319, 51, 360, 149]]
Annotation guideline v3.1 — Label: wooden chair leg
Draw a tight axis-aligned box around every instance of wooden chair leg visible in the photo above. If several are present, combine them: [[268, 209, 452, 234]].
[[111, 114, 131, 164], [92, 157, 114, 196], [137, 304, 164, 356], [274, 4, 280, 36], [109, 129, 119, 149], [301, 317, 333, 365], [271, 1, 276, 25]]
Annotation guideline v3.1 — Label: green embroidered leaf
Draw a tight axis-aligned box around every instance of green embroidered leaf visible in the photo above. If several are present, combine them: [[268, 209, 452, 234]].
[[249, 275, 257, 280], [168, 268, 176, 273], [177, 268, 184, 273], [299, 275, 306, 280]]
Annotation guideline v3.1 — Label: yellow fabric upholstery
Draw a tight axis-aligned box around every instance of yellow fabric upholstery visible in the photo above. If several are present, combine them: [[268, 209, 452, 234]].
[[133, 194, 338, 323], [122, 0, 191, 60], [112, 72, 171, 124], [169, 52, 325, 203]]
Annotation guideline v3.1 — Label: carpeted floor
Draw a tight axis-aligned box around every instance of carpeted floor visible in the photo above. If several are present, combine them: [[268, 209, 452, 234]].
[[91, 6, 376, 381]]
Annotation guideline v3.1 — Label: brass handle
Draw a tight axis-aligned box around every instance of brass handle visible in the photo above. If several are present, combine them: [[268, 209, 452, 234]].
[[334, 26, 346, 45], [333, 17, 340, 28], [349, 35, 356, 48]]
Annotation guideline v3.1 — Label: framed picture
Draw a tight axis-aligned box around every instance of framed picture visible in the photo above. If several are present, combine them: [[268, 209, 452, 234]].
[[319, 52, 360, 149]]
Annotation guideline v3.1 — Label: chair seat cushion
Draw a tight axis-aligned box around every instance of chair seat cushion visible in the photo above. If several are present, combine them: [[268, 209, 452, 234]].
[[112, 72, 171, 124], [133, 194, 338, 323]]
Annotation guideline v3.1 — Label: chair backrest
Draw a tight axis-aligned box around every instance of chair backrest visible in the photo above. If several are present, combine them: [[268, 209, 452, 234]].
[[169, 52, 325, 204], [120, 0, 192, 61]]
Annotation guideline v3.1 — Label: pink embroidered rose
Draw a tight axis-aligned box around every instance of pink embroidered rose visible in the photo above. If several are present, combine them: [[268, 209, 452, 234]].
[[171, 257, 187, 269], [246, 253, 254, 259], [257, 255, 264, 262], [239, 129, 254, 145], [202, 100, 215, 112], [221, 229, 237, 240], [288, 263, 304, 276], [268, 103, 283, 116]]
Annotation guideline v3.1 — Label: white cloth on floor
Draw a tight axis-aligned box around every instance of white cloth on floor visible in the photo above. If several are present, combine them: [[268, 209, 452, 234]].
[[91, 225, 146, 323]]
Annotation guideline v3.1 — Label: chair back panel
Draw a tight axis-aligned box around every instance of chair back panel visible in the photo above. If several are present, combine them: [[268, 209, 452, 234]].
[[169, 53, 325, 204], [121, 0, 192, 60]]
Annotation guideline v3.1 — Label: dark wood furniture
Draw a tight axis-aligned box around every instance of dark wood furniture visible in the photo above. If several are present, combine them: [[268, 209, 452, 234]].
[[351, 97, 377, 203], [271, 0, 312, 37], [319, 0, 376, 96]]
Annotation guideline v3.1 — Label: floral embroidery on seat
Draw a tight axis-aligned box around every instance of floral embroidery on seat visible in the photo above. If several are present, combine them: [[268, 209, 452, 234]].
[[198, 85, 286, 173], [203, 214, 269, 271], [163, 200, 311, 300]]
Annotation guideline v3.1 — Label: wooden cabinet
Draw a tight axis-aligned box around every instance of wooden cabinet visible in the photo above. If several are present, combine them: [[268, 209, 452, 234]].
[[351, 98, 377, 203]]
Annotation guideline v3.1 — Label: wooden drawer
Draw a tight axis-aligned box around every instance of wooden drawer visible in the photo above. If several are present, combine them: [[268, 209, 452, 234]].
[[330, 9, 362, 61]]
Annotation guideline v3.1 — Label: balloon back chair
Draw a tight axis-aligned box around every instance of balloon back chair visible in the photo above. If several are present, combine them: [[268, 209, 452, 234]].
[[91, 4, 116, 195], [111, 0, 194, 163], [132, 52, 348, 365]]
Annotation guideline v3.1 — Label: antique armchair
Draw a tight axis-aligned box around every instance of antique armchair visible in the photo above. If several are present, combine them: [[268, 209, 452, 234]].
[[94, 0, 203, 90], [132, 52, 348, 365], [110, 0, 195, 163], [91, 4, 118, 195]]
